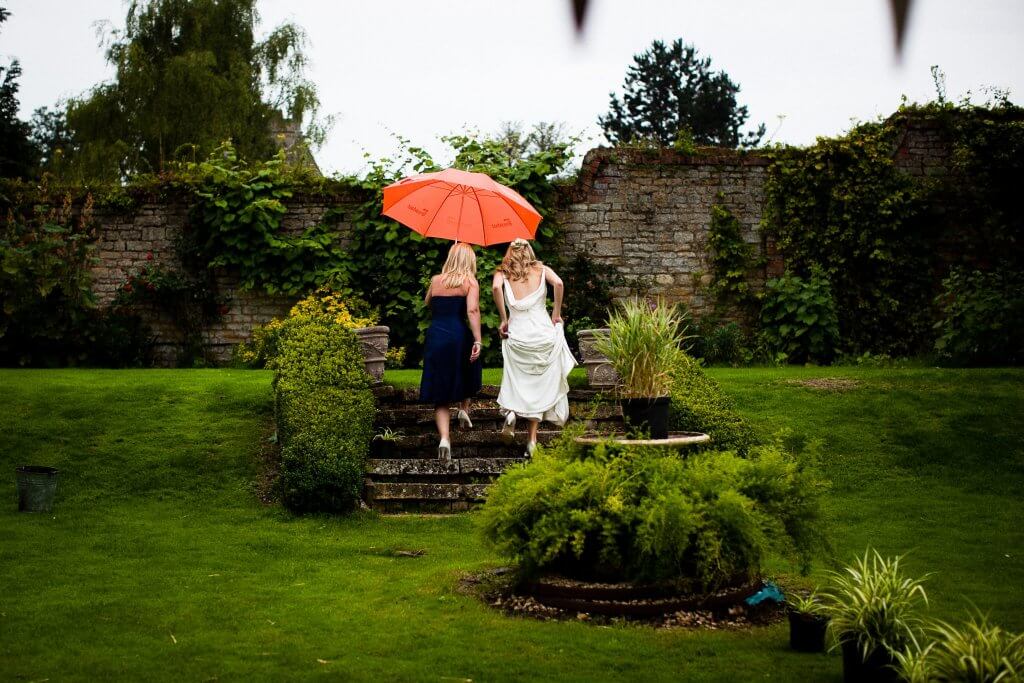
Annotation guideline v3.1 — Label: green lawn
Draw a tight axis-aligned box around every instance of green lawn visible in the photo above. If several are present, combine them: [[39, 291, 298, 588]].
[[1, 367, 1022, 681]]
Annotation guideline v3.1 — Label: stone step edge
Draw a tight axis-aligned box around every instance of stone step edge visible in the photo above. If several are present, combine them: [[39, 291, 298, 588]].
[[373, 384, 615, 404], [367, 457, 525, 476], [364, 481, 490, 501]]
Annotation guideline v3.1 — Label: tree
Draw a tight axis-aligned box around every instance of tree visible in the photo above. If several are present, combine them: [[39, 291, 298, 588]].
[[65, 0, 325, 181], [0, 6, 38, 178], [599, 38, 764, 148], [29, 106, 73, 176]]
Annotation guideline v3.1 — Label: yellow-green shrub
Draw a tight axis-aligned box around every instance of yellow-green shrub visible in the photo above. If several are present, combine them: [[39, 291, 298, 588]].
[[668, 351, 758, 452]]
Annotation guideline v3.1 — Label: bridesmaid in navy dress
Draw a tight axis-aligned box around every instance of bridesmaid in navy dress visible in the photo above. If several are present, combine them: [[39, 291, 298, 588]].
[[420, 243, 483, 461]]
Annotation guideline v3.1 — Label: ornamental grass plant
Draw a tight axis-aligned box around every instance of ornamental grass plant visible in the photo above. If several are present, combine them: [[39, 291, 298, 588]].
[[594, 298, 686, 398], [822, 549, 930, 662], [893, 613, 1024, 683]]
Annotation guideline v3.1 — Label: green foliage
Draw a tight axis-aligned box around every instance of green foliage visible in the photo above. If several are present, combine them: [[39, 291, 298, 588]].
[[560, 250, 626, 354], [478, 433, 828, 586], [758, 268, 839, 364], [933, 266, 1024, 366], [822, 549, 930, 661], [0, 197, 96, 364], [788, 590, 827, 616], [763, 120, 931, 356], [667, 351, 758, 452], [334, 132, 575, 365], [272, 314, 374, 514], [893, 613, 1024, 683], [687, 318, 750, 367], [182, 142, 344, 295], [599, 38, 764, 148], [62, 0, 324, 181], [594, 299, 686, 398], [707, 200, 759, 311]]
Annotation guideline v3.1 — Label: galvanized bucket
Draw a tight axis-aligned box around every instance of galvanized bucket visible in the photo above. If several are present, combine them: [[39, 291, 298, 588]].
[[16, 465, 59, 513]]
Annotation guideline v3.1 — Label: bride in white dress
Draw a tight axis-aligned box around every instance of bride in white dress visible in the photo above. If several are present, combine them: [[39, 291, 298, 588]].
[[491, 239, 577, 456]]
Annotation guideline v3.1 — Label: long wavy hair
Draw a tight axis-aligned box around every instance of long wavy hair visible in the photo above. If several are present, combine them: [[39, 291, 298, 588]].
[[440, 242, 477, 288], [498, 238, 541, 282]]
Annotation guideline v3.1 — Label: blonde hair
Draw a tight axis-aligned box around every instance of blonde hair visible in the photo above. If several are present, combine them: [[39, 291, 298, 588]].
[[499, 238, 541, 281], [440, 242, 477, 288]]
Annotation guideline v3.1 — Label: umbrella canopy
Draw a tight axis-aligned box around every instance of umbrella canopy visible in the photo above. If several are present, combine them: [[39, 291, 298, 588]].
[[381, 168, 541, 246]]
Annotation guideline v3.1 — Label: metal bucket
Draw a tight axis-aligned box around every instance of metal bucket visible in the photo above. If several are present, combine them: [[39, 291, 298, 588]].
[[16, 465, 59, 513]]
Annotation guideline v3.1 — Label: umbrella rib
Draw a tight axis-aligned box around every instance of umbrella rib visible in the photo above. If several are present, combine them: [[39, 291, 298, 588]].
[[468, 187, 488, 244], [491, 191, 533, 235], [421, 182, 461, 238]]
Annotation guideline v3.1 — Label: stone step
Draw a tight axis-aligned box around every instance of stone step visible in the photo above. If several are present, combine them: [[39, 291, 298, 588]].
[[374, 405, 621, 429], [371, 429, 561, 452], [373, 384, 613, 405], [364, 481, 490, 502], [367, 457, 525, 476]]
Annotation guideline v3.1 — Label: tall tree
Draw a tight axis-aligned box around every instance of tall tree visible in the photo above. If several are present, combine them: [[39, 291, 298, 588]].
[[0, 6, 38, 178], [65, 0, 325, 181], [599, 38, 764, 148]]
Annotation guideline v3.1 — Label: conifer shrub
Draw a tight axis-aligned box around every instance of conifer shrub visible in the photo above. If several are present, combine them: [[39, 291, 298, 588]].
[[479, 431, 828, 587]]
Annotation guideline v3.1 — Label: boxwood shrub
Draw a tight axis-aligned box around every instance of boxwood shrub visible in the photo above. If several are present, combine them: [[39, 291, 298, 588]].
[[478, 432, 828, 587], [668, 351, 758, 453], [271, 315, 374, 513]]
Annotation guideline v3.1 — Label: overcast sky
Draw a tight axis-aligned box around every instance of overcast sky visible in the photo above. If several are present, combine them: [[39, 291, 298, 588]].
[[3, 1, 1023, 175]]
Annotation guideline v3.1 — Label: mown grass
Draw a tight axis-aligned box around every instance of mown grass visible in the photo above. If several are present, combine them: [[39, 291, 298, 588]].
[[0, 367, 1021, 682]]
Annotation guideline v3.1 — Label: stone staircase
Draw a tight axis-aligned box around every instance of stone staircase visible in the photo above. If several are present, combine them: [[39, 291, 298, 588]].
[[366, 385, 622, 512]]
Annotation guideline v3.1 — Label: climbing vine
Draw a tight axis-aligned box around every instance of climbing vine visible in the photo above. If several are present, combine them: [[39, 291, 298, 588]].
[[707, 197, 760, 313]]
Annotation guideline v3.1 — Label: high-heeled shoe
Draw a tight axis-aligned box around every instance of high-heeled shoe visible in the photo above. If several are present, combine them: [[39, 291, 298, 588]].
[[525, 440, 537, 458], [500, 411, 516, 442], [457, 409, 473, 429], [438, 438, 451, 463]]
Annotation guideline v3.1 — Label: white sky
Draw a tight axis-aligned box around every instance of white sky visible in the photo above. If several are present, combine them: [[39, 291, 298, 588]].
[[3, 1, 1023, 175]]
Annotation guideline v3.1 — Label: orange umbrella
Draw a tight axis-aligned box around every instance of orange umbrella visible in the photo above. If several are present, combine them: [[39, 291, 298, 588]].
[[381, 168, 541, 246]]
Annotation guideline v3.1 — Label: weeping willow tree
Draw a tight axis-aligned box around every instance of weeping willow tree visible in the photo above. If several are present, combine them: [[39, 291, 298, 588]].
[[64, 0, 325, 182]]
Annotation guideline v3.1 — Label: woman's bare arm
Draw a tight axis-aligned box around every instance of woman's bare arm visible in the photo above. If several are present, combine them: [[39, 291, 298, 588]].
[[465, 279, 482, 361], [545, 266, 564, 324], [491, 272, 509, 338], [424, 276, 434, 306]]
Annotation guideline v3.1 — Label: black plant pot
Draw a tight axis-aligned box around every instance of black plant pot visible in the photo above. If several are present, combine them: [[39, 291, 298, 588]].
[[620, 397, 670, 439], [788, 611, 829, 652], [840, 640, 899, 683]]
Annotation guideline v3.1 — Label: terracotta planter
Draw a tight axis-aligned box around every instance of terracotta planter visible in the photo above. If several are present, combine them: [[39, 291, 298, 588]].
[[576, 328, 619, 388], [355, 326, 389, 384]]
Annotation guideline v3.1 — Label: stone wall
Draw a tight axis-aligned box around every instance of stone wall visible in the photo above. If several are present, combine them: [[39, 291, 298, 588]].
[[554, 147, 774, 318], [89, 191, 363, 365], [83, 116, 951, 365]]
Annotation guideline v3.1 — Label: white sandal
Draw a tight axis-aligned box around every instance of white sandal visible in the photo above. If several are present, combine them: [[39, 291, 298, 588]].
[[525, 441, 537, 458], [500, 412, 516, 442], [438, 438, 451, 463], [457, 409, 473, 429]]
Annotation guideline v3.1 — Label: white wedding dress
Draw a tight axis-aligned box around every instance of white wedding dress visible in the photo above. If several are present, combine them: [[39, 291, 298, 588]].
[[497, 268, 577, 425]]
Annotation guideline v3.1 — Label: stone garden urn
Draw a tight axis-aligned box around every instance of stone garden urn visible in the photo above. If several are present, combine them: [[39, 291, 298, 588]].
[[355, 326, 390, 384], [576, 328, 619, 389]]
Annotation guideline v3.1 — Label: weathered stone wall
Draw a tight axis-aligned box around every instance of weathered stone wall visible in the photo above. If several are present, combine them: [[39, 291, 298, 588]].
[[554, 147, 773, 318], [84, 116, 951, 365], [89, 191, 363, 365]]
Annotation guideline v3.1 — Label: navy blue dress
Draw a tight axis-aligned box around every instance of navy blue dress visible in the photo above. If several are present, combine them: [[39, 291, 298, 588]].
[[419, 295, 482, 405]]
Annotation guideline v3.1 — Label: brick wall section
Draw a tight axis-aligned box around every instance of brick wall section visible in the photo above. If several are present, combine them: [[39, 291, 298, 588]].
[[553, 147, 773, 318]]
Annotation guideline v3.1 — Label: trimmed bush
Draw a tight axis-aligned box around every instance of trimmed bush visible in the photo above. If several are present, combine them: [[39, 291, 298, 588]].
[[277, 386, 375, 513], [479, 432, 828, 587], [271, 312, 374, 514], [668, 351, 758, 452]]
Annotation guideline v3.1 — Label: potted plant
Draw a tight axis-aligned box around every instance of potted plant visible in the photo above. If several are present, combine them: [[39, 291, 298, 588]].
[[594, 299, 685, 439], [821, 549, 929, 683], [787, 590, 830, 652], [371, 428, 403, 458]]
